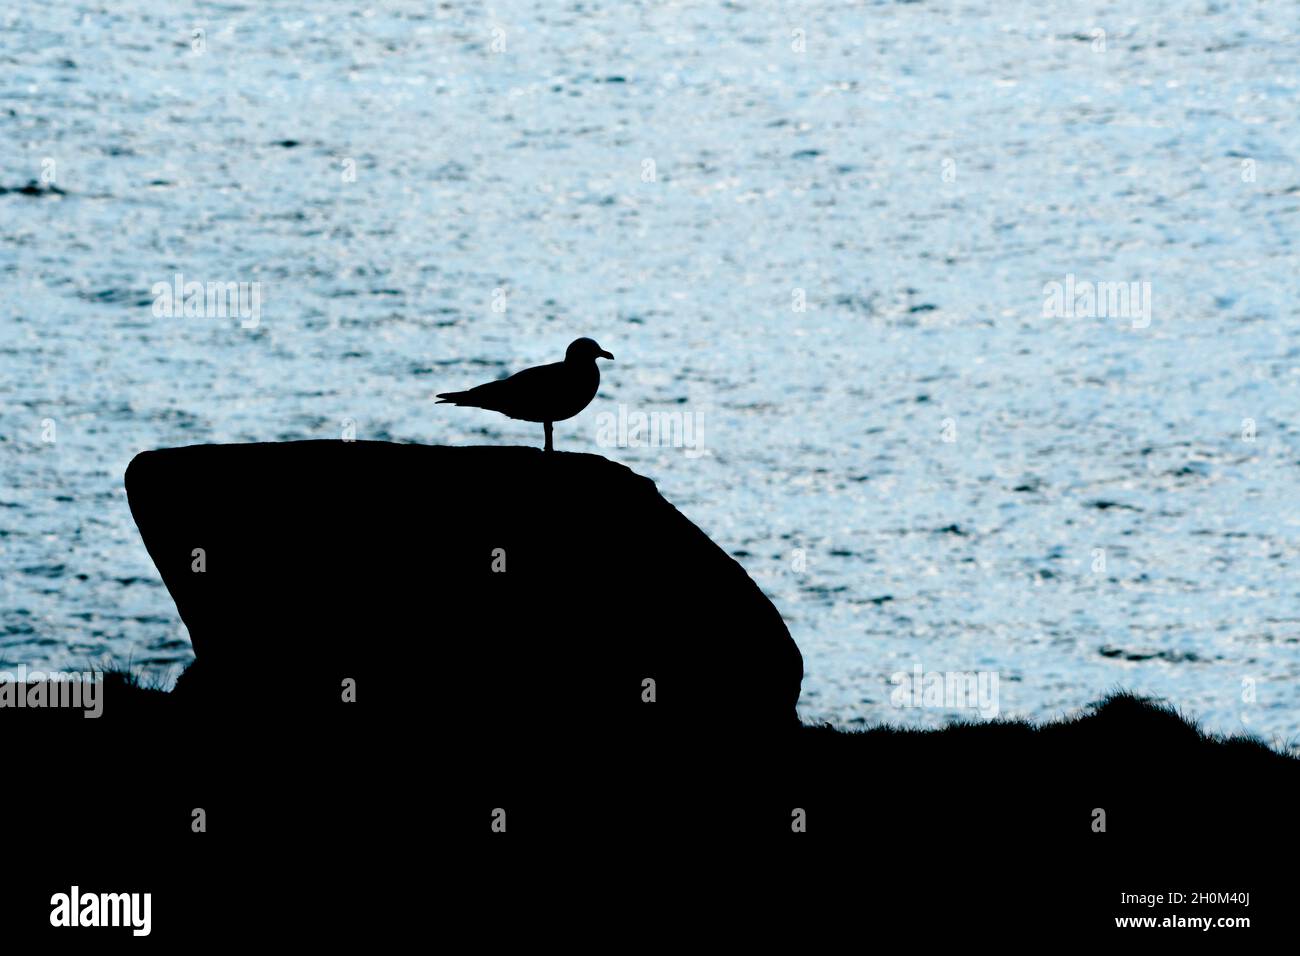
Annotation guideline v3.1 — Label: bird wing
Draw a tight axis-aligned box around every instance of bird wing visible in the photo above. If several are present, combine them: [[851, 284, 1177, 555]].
[[436, 362, 565, 420]]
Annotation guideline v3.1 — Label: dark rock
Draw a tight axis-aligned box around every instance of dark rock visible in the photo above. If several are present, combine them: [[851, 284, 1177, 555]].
[[124, 441, 804, 735]]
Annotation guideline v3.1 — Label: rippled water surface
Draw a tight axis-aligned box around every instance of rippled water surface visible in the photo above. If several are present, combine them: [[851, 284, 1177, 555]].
[[2, 1, 1298, 743]]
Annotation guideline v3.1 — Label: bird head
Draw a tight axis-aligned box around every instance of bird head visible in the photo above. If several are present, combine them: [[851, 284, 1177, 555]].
[[566, 337, 614, 362]]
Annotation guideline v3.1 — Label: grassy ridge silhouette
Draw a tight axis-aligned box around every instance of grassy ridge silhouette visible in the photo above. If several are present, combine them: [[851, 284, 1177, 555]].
[[6, 669, 1293, 935]]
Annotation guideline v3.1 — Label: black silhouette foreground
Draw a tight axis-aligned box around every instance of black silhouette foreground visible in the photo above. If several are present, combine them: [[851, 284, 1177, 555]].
[[122, 441, 801, 727], [436, 338, 613, 451], [7, 440, 1295, 937]]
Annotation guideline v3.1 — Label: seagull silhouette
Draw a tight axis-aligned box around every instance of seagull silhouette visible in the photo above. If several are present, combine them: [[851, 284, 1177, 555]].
[[436, 338, 614, 451]]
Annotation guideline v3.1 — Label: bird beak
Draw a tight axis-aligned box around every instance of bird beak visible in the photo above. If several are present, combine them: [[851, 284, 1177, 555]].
[[598, 349, 614, 360]]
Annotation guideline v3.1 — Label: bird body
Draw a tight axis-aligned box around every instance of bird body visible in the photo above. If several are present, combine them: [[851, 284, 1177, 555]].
[[437, 338, 614, 451]]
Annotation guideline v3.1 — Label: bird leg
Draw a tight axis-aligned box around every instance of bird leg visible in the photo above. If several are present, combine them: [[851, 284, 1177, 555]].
[[544, 421, 553, 452]]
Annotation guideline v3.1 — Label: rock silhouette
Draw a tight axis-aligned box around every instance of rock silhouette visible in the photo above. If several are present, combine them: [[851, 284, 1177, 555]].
[[123, 440, 802, 733], [436, 338, 613, 451]]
